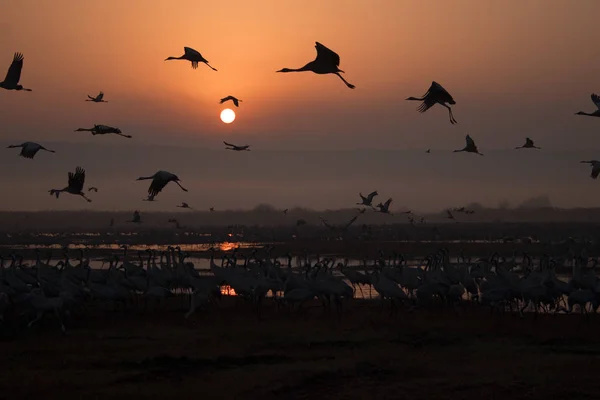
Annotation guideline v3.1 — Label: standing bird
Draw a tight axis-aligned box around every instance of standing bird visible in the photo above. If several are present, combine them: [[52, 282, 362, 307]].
[[276, 42, 355, 89], [515, 137, 541, 149], [224, 141, 250, 151], [575, 94, 600, 118], [88, 187, 99, 192], [177, 202, 193, 209], [356, 191, 378, 207], [86, 92, 107, 102], [75, 125, 131, 138], [220, 96, 242, 107], [376, 198, 393, 215], [454, 135, 483, 156], [136, 170, 188, 200], [580, 160, 600, 179], [49, 167, 92, 202], [128, 211, 142, 224], [0, 52, 32, 91], [406, 81, 457, 124], [165, 47, 217, 71], [7, 142, 55, 159]]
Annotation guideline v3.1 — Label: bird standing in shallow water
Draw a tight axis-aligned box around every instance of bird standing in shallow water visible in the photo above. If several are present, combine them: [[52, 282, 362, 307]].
[[276, 42, 355, 89], [575, 94, 600, 117], [220, 96, 242, 107], [49, 167, 92, 202], [165, 47, 217, 71], [515, 138, 541, 149], [406, 81, 457, 124], [7, 142, 55, 159], [454, 135, 483, 156], [0, 52, 32, 91]]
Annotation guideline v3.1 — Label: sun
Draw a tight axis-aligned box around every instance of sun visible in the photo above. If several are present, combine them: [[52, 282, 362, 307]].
[[220, 108, 236, 124]]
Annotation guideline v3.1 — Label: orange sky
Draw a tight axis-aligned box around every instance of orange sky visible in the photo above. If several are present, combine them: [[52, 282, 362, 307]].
[[1, 1, 600, 211]]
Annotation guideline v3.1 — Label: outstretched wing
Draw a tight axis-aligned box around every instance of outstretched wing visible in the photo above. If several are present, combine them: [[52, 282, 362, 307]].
[[525, 137, 534, 146], [184, 47, 202, 58], [344, 215, 358, 229], [315, 42, 341, 67], [87, 95, 95, 100], [68, 167, 86, 192], [220, 96, 233, 104], [592, 94, 600, 110], [97, 92, 104, 101], [223, 141, 236, 147], [466, 135, 476, 148], [4, 52, 24, 86], [384, 198, 393, 208], [148, 176, 169, 197]]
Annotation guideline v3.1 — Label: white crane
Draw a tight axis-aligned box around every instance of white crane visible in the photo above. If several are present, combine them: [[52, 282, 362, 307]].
[[165, 47, 217, 71], [7, 142, 55, 159], [575, 94, 600, 117], [515, 137, 541, 149], [454, 135, 483, 156], [75, 125, 131, 138], [49, 167, 92, 202], [406, 81, 457, 124], [136, 170, 188, 200], [224, 141, 250, 151], [580, 160, 600, 179], [276, 42, 355, 89], [220, 96, 242, 107], [0, 52, 32, 91], [86, 91, 107, 102]]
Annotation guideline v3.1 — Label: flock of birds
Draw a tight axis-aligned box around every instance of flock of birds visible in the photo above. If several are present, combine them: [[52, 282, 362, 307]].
[[1, 245, 600, 334]]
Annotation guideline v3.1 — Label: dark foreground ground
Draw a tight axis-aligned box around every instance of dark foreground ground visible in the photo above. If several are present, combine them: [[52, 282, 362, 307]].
[[2, 298, 600, 399]]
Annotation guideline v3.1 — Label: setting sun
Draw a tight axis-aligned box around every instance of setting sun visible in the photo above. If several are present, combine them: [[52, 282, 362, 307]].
[[220, 108, 235, 124]]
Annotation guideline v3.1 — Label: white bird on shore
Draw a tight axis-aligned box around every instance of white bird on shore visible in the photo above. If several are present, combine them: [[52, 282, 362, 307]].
[[7, 142, 55, 159], [136, 170, 188, 200], [165, 47, 217, 71]]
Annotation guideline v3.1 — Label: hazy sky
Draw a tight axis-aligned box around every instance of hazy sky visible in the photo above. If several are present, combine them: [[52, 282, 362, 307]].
[[1, 0, 600, 211]]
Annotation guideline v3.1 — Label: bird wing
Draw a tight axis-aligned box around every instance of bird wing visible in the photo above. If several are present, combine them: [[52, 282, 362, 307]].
[[314, 42, 341, 67], [223, 141, 236, 147], [466, 135, 476, 148], [429, 81, 455, 104], [87, 95, 95, 100], [68, 167, 86, 192], [525, 137, 533, 146], [148, 175, 169, 197], [184, 47, 202, 58], [97, 92, 104, 101], [4, 52, 24, 85], [592, 164, 600, 179], [384, 198, 393, 208], [592, 94, 600, 110]]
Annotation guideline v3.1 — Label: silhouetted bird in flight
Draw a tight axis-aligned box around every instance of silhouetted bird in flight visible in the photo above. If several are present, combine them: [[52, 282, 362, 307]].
[[209, 207, 215, 212], [406, 81, 457, 124], [220, 96, 242, 107], [454, 135, 483, 156], [515, 137, 540, 149], [356, 191, 378, 208], [224, 141, 250, 151], [88, 187, 99, 192], [7, 142, 55, 159], [0, 52, 31, 91], [283, 209, 288, 215], [575, 94, 600, 117], [446, 209, 456, 220], [580, 160, 600, 179], [177, 202, 193, 209], [136, 170, 188, 201], [376, 198, 393, 215], [276, 42, 355, 89], [86, 92, 107, 102], [165, 47, 217, 71], [49, 167, 92, 202], [75, 125, 131, 138], [426, 149, 431, 153]]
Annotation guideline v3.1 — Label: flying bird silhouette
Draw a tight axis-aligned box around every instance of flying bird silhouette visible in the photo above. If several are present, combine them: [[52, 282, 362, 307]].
[[165, 47, 217, 71], [220, 96, 242, 107], [425, 149, 431, 153], [75, 125, 131, 138], [49, 167, 92, 202], [177, 202, 193, 209], [575, 94, 600, 117], [224, 141, 250, 151], [0, 52, 31, 91], [276, 42, 355, 89], [581, 160, 600, 179], [376, 198, 393, 215], [86, 92, 107, 102], [406, 81, 457, 124], [136, 170, 187, 200], [7, 142, 55, 159], [356, 191, 378, 207], [454, 135, 483, 156], [515, 137, 541, 149]]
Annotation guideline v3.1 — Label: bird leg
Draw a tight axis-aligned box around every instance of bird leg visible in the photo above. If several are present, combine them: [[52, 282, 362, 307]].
[[442, 103, 457, 124], [334, 72, 355, 89], [115, 132, 133, 139], [49, 189, 63, 198], [204, 62, 218, 71], [79, 193, 92, 202]]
